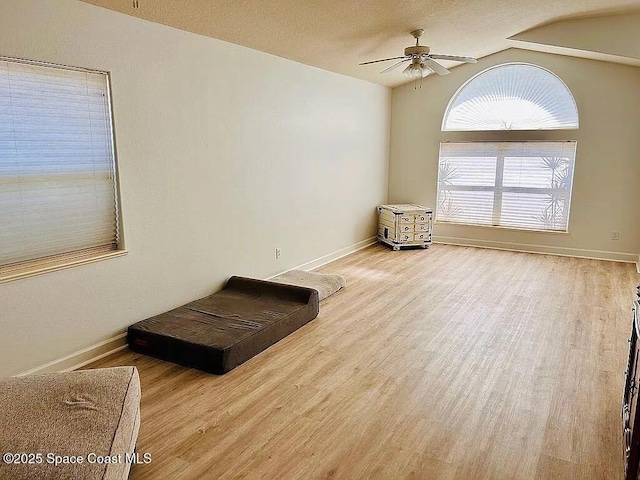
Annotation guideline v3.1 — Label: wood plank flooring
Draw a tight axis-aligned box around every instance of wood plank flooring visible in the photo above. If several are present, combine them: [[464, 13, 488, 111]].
[[89, 244, 639, 479]]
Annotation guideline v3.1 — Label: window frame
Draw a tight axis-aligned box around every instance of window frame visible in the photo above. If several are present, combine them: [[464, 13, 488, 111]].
[[0, 56, 127, 283], [435, 62, 579, 234]]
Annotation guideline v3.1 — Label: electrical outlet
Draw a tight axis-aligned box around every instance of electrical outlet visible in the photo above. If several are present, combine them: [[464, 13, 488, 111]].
[[275, 248, 281, 259], [611, 230, 620, 240]]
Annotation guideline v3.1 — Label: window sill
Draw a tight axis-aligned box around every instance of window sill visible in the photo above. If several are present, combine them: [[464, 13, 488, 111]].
[[0, 250, 129, 284], [434, 221, 570, 235]]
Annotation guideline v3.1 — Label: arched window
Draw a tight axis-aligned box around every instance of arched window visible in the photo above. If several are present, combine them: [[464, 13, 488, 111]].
[[443, 64, 578, 131], [437, 63, 578, 232]]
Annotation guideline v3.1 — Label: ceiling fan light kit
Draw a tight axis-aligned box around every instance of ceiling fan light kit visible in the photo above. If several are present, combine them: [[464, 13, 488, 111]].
[[403, 61, 432, 79], [359, 28, 477, 85]]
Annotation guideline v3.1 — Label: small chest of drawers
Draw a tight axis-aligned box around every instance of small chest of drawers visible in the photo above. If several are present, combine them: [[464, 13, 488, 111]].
[[377, 204, 433, 251]]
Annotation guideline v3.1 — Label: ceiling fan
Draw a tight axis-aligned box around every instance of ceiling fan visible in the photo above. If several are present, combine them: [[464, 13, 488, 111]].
[[359, 29, 477, 79]]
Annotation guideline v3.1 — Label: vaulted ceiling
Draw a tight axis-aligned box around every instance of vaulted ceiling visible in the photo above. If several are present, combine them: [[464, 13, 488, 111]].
[[81, 0, 640, 87]]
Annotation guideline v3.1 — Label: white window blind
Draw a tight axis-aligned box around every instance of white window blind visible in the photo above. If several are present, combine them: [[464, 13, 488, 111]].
[[0, 58, 119, 274], [437, 142, 577, 232], [443, 64, 579, 131]]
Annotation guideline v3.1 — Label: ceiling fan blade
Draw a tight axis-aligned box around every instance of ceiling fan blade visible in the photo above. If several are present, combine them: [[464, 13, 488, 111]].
[[379, 59, 410, 74], [423, 58, 450, 76], [359, 56, 408, 66], [429, 54, 478, 64]]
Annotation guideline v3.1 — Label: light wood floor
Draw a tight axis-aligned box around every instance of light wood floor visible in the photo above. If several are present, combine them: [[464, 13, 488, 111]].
[[90, 244, 638, 480]]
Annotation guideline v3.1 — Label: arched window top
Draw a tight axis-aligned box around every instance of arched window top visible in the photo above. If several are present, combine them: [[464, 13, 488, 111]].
[[442, 63, 579, 131]]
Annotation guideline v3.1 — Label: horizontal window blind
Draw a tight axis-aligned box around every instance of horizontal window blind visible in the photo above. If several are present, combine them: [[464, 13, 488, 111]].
[[0, 58, 119, 272], [437, 141, 577, 232]]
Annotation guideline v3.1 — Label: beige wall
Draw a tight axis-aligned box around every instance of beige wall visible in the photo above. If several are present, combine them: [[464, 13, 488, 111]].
[[510, 13, 640, 63], [0, 0, 391, 376], [389, 48, 640, 260]]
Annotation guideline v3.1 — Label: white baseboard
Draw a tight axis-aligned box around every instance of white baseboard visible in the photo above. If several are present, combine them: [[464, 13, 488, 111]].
[[637, 254, 640, 274], [16, 332, 128, 377], [434, 236, 639, 263], [18, 237, 378, 377], [267, 236, 377, 279]]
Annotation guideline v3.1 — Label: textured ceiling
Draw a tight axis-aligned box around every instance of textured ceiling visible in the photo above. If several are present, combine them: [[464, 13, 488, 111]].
[[80, 0, 640, 87]]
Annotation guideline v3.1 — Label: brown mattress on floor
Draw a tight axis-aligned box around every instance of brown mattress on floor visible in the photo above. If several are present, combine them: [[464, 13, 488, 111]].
[[127, 276, 319, 374]]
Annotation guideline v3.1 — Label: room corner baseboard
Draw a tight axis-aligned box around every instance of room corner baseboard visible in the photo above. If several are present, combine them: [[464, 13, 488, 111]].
[[267, 236, 377, 279], [637, 255, 640, 274], [434, 236, 638, 263], [16, 332, 128, 377]]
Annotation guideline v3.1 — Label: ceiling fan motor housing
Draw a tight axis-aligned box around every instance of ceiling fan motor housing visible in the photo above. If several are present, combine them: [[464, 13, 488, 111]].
[[405, 45, 430, 56]]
